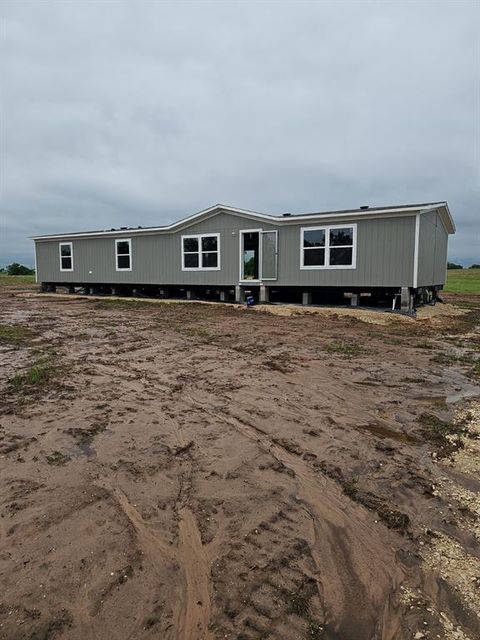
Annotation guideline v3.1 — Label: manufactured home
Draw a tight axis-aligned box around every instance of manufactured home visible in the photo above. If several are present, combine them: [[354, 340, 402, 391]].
[[32, 202, 455, 310]]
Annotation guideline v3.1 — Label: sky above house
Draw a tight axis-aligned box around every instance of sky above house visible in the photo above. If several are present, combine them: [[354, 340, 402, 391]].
[[1, 0, 479, 267]]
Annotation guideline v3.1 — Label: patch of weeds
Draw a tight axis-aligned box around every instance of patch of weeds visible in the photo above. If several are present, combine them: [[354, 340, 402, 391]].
[[418, 413, 465, 458], [401, 376, 425, 384], [0, 324, 34, 345], [342, 478, 410, 533], [418, 413, 457, 436], [433, 352, 480, 380], [262, 353, 294, 373], [342, 477, 358, 498], [306, 620, 324, 639], [375, 504, 410, 532], [284, 578, 323, 638], [46, 451, 70, 465], [289, 589, 311, 617], [8, 361, 55, 390], [433, 353, 458, 366], [185, 311, 211, 322], [326, 341, 363, 358], [415, 340, 433, 349], [94, 298, 157, 310], [65, 421, 107, 445], [169, 324, 214, 343], [8, 358, 57, 390]]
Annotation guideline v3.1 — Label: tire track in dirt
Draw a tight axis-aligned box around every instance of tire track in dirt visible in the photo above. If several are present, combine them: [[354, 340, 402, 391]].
[[90, 483, 180, 639], [112, 487, 177, 563], [210, 409, 406, 639], [177, 507, 213, 640], [116, 487, 213, 640], [90, 392, 214, 639], [170, 426, 214, 640]]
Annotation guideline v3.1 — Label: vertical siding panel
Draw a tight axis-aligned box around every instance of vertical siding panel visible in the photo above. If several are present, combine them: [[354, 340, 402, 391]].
[[416, 211, 448, 287], [35, 212, 421, 288]]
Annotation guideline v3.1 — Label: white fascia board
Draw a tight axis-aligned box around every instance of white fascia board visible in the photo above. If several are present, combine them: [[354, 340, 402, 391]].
[[30, 206, 276, 240], [30, 203, 449, 241], [418, 203, 455, 234]]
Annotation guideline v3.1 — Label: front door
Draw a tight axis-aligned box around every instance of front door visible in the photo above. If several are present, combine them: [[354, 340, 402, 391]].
[[240, 230, 260, 281], [240, 230, 278, 281]]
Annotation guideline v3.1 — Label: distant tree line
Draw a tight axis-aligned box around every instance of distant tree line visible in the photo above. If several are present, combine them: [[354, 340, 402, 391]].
[[0, 263, 36, 276], [447, 262, 480, 270]]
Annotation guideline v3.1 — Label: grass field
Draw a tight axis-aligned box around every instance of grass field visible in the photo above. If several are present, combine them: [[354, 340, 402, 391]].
[[0, 274, 36, 285], [444, 268, 480, 294]]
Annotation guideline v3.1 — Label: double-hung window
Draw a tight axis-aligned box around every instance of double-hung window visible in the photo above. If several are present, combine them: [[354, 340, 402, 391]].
[[181, 234, 220, 270], [59, 242, 73, 271], [301, 224, 356, 269], [115, 239, 132, 271]]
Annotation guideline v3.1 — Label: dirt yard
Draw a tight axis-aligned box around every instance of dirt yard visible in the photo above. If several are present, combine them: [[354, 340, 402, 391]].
[[1, 283, 479, 640]]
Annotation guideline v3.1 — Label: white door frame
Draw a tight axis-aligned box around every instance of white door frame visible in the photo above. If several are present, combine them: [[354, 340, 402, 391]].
[[239, 229, 263, 283]]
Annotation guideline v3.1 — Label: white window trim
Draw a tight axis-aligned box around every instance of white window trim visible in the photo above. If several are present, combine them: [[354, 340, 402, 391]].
[[300, 224, 357, 270], [115, 238, 132, 272], [59, 242, 74, 272], [181, 233, 221, 271]]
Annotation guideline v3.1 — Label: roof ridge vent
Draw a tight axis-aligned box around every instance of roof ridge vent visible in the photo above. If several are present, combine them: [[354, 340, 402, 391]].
[[360, 205, 369, 210]]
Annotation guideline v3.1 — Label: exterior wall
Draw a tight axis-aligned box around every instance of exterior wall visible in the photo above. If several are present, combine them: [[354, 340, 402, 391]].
[[35, 210, 417, 288], [416, 210, 449, 287], [277, 216, 415, 287]]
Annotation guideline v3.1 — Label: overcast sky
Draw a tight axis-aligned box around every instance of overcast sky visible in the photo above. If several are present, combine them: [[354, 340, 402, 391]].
[[1, 0, 478, 267]]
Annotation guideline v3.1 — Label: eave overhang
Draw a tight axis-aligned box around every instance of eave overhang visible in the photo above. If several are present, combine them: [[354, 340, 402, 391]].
[[31, 201, 455, 241]]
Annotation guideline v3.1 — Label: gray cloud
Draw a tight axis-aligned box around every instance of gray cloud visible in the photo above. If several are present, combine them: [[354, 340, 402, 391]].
[[1, 0, 479, 266]]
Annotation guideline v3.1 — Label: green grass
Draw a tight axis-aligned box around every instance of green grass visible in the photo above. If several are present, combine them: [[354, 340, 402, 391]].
[[418, 413, 457, 437], [433, 352, 480, 379], [414, 340, 433, 349], [0, 324, 34, 345], [8, 360, 57, 389], [418, 412, 465, 457], [444, 268, 480, 294], [94, 298, 156, 309], [0, 274, 36, 285], [326, 341, 363, 357]]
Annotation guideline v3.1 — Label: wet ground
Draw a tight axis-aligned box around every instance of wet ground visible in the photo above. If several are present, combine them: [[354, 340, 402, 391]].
[[0, 283, 479, 640]]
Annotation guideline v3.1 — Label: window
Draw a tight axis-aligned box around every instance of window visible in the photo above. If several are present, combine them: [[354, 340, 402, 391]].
[[181, 233, 220, 270], [59, 242, 73, 271], [301, 225, 356, 269], [115, 239, 132, 271]]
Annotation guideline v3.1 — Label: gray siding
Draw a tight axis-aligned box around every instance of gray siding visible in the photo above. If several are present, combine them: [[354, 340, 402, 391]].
[[36, 210, 417, 288], [276, 216, 415, 287], [417, 211, 448, 287]]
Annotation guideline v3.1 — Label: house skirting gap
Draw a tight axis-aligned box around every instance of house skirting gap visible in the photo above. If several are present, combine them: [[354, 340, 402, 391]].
[[39, 283, 444, 310]]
